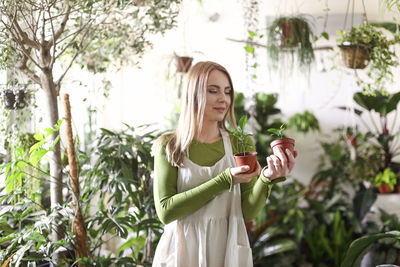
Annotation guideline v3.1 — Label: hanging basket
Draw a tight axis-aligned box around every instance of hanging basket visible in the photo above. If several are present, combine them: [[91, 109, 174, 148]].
[[2, 88, 28, 110], [175, 56, 193, 73], [339, 44, 370, 69]]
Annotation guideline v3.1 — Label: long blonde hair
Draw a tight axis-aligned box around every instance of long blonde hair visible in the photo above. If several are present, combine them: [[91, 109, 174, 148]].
[[158, 61, 237, 167]]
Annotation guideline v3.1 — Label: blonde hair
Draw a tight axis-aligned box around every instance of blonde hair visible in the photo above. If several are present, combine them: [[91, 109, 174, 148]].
[[157, 61, 237, 167]]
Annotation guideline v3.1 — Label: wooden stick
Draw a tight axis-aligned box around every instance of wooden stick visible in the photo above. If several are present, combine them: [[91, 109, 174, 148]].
[[62, 94, 88, 263]]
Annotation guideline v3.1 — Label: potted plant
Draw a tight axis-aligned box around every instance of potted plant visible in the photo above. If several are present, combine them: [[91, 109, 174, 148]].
[[374, 168, 397, 194], [268, 124, 298, 158], [233, 115, 257, 173], [2, 87, 28, 110], [174, 54, 193, 73], [287, 110, 320, 134], [337, 22, 398, 95], [267, 14, 315, 73]]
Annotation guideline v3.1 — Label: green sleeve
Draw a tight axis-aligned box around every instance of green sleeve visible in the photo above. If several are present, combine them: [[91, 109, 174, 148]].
[[153, 144, 233, 225], [233, 135, 286, 222]]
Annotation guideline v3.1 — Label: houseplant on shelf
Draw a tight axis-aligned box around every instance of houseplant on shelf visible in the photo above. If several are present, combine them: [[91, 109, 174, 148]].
[[374, 168, 398, 194], [336, 22, 398, 95], [233, 115, 257, 173], [268, 123, 298, 158], [267, 14, 315, 74]]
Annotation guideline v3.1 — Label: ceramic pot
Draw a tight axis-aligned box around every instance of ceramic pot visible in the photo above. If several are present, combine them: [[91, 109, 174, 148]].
[[378, 183, 393, 194], [234, 151, 258, 173], [270, 138, 298, 158]]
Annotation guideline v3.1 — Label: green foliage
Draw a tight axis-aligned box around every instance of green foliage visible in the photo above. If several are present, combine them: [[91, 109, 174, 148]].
[[232, 115, 253, 155], [341, 231, 400, 267], [288, 110, 320, 133], [267, 14, 315, 73], [374, 168, 397, 190], [267, 124, 286, 139], [0, 120, 74, 266], [337, 22, 398, 96], [80, 124, 162, 264]]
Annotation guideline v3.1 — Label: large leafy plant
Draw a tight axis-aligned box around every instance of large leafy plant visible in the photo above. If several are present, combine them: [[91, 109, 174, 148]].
[[80, 124, 162, 265]]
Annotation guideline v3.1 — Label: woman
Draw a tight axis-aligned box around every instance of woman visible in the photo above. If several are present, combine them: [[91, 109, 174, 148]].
[[153, 61, 296, 267]]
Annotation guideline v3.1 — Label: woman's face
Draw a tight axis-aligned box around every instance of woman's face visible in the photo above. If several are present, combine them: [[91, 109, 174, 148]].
[[203, 70, 232, 124]]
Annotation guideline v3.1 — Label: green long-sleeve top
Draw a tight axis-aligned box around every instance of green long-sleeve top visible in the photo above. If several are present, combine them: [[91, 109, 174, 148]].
[[153, 134, 285, 225]]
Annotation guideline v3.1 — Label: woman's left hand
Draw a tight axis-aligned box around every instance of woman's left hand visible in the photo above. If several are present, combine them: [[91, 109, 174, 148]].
[[263, 147, 296, 180]]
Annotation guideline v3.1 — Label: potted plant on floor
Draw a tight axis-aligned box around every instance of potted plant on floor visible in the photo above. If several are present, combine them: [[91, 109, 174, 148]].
[[268, 124, 298, 158], [374, 168, 397, 194], [233, 115, 258, 173], [336, 22, 398, 95]]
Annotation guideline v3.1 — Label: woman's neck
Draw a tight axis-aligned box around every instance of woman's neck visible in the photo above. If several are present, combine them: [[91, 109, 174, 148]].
[[196, 122, 221, 143]]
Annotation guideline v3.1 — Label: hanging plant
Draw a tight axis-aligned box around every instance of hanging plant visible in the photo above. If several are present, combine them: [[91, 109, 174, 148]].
[[3, 88, 28, 110], [174, 55, 193, 73], [337, 22, 399, 95], [267, 14, 315, 73]]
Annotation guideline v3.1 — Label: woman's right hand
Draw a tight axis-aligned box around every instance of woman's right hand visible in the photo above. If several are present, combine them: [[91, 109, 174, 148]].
[[230, 162, 261, 184]]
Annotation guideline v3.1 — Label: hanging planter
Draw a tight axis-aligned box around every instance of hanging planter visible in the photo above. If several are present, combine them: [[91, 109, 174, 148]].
[[338, 44, 370, 69], [3, 88, 28, 110], [174, 56, 193, 73]]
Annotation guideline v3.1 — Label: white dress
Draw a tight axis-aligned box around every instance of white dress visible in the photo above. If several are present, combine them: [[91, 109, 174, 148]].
[[152, 130, 253, 267]]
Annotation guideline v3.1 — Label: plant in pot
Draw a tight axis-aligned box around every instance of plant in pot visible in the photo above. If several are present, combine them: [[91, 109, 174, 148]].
[[336, 22, 398, 95], [232, 115, 257, 173], [373, 168, 398, 194], [268, 123, 298, 158], [174, 54, 193, 73], [267, 14, 315, 75]]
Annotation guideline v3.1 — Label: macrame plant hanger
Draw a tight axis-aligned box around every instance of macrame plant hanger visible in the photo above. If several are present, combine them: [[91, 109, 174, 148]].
[[341, 0, 368, 160]]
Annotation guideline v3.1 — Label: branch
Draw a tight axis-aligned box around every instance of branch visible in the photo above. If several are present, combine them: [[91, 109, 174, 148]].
[[226, 37, 334, 50], [16, 3, 40, 45], [49, 1, 71, 44], [16, 51, 41, 85], [7, 8, 40, 49]]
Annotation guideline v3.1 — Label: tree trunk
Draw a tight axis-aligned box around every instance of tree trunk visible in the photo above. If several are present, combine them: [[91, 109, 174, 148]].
[[40, 68, 64, 243]]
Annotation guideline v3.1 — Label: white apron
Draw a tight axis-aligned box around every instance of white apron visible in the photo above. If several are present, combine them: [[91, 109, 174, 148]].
[[153, 130, 253, 267]]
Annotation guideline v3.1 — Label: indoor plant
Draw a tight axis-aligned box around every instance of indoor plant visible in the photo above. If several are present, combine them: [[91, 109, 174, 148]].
[[233, 115, 257, 173], [268, 124, 298, 158], [374, 168, 397, 194], [287, 110, 320, 134], [337, 22, 398, 95], [267, 14, 315, 74]]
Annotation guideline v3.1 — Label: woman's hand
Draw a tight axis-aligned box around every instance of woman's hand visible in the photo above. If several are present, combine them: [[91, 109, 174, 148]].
[[263, 148, 296, 180], [230, 162, 261, 184]]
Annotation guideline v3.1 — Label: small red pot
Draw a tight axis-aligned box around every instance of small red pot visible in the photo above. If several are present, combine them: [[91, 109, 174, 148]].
[[378, 183, 394, 194], [346, 134, 357, 147], [270, 138, 298, 158], [234, 152, 258, 173]]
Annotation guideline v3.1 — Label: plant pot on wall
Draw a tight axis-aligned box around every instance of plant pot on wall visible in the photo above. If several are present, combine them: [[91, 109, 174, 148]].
[[3, 89, 27, 109], [175, 56, 193, 73], [339, 44, 370, 69], [378, 183, 394, 194]]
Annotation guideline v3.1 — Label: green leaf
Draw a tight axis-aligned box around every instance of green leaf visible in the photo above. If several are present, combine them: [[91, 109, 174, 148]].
[[321, 31, 329, 40], [244, 45, 255, 54], [341, 231, 400, 267]]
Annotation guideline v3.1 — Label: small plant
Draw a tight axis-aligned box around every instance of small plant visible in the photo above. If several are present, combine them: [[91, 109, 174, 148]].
[[232, 115, 253, 156], [267, 123, 287, 139], [374, 168, 397, 191]]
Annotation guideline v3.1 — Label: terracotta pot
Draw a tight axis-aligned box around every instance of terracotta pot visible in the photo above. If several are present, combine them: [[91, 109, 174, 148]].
[[346, 134, 357, 147], [378, 183, 394, 194], [234, 151, 258, 173], [270, 138, 298, 158], [279, 20, 299, 48], [339, 44, 370, 69], [175, 56, 193, 73]]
